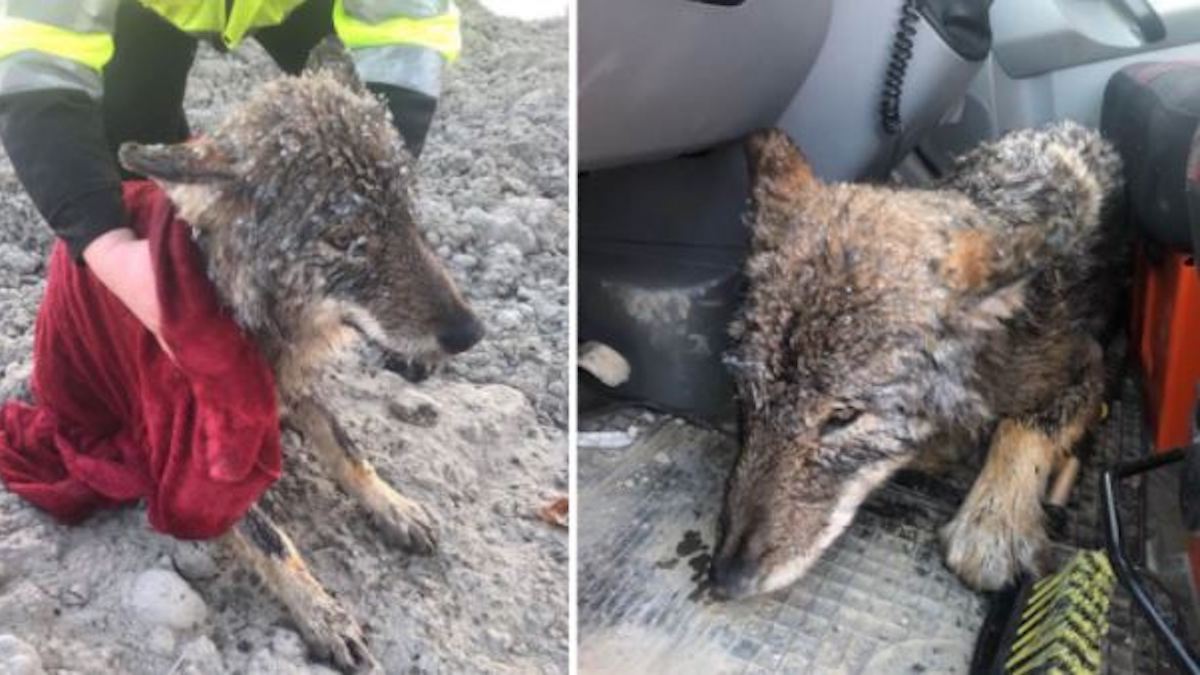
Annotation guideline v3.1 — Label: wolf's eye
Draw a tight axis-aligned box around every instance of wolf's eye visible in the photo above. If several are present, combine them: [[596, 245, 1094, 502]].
[[820, 407, 862, 436], [326, 231, 360, 251]]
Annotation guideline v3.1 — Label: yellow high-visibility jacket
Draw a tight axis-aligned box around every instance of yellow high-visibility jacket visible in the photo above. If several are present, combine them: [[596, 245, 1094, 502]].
[[0, 0, 460, 99]]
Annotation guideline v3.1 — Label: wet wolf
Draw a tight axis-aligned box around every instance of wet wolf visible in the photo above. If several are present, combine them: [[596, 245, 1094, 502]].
[[710, 122, 1124, 599], [117, 41, 483, 671]]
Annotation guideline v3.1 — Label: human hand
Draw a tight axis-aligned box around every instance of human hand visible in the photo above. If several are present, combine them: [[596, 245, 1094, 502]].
[[82, 228, 174, 359]]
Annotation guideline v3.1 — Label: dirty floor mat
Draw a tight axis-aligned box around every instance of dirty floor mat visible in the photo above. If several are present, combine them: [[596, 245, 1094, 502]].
[[577, 378, 1176, 673]]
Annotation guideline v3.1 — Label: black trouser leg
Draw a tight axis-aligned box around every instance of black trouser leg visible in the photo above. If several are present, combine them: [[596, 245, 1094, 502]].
[[254, 0, 336, 75], [370, 83, 438, 158], [255, 0, 438, 157], [103, 1, 197, 176]]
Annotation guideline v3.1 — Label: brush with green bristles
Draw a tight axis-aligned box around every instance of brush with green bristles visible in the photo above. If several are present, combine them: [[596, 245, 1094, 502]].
[[1002, 549, 1117, 674]]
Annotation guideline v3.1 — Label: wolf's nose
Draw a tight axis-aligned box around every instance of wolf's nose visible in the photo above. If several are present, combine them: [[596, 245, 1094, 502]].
[[709, 554, 759, 600], [438, 314, 485, 354]]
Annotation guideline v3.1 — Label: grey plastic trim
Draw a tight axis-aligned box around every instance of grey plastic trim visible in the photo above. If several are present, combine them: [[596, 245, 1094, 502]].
[[577, 0, 832, 170], [579, 145, 749, 418], [970, 40, 1200, 134], [776, 0, 983, 181], [992, 0, 1200, 79]]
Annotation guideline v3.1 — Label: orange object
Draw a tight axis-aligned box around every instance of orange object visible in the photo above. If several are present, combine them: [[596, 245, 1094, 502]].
[[1131, 249, 1200, 452], [537, 495, 568, 529]]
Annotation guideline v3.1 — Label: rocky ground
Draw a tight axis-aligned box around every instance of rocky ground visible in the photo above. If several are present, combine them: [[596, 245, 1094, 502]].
[[0, 3, 567, 673]]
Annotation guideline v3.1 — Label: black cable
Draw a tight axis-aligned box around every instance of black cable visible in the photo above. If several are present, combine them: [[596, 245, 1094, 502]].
[[880, 0, 921, 135]]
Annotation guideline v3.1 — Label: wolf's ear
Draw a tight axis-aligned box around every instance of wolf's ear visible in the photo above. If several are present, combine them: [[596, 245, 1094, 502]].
[[118, 141, 236, 184], [304, 36, 364, 93], [938, 214, 1068, 298], [746, 128, 817, 192], [935, 226, 1032, 329], [744, 128, 821, 250]]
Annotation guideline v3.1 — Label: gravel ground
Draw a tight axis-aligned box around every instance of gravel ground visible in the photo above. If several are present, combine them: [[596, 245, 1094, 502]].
[[0, 4, 567, 673]]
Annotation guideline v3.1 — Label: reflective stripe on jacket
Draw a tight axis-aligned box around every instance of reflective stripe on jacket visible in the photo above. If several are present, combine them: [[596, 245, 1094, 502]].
[[0, 0, 459, 99]]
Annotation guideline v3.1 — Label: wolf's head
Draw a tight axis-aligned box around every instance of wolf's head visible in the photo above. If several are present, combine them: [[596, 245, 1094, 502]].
[[710, 126, 1117, 599], [118, 40, 481, 384]]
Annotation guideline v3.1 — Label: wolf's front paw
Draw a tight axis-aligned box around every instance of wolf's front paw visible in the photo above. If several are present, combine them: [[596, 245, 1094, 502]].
[[370, 489, 438, 555], [940, 502, 1047, 591], [296, 596, 380, 674]]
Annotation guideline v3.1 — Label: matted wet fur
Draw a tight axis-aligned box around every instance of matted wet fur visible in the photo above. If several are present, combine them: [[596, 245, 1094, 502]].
[[116, 39, 483, 672], [711, 122, 1124, 599]]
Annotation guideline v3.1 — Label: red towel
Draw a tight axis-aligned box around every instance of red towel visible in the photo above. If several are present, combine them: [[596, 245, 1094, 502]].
[[0, 181, 281, 539]]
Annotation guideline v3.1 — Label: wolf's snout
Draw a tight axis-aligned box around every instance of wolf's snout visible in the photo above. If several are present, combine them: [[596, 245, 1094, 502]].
[[437, 312, 485, 354], [709, 551, 760, 600]]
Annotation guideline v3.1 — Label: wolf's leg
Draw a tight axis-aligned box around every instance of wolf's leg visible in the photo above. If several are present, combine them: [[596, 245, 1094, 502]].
[[226, 505, 378, 673], [941, 342, 1104, 590], [291, 397, 437, 554], [940, 420, 1063, 589]]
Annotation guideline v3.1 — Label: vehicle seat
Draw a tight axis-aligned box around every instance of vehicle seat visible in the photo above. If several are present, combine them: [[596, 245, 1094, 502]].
[[1102, 62, 1200, 454], [1102, 62, 1200, 251]]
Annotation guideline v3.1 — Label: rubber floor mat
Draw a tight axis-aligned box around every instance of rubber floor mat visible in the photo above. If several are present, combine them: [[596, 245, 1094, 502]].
[[577, 379, 1177, 673]]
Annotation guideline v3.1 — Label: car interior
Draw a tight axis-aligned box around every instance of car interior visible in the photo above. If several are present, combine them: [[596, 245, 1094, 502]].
[[577, 0, 1200, 671]]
